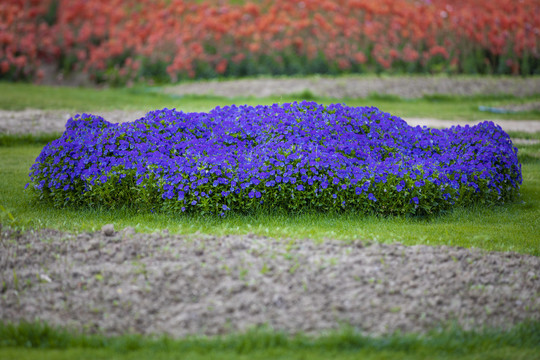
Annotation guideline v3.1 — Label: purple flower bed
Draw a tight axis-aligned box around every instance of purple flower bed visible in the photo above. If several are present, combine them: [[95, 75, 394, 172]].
[[27, 101, 522, 216]]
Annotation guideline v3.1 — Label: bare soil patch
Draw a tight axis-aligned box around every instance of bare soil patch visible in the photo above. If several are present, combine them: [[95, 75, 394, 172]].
[[1, 226, 539, 337]]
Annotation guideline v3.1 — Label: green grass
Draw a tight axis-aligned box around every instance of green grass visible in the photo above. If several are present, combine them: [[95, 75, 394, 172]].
[[1, 81, 539, 358], [0, 133, 62, 147], [0, 141, 539, 255], [1, 81, 539, 120], [0, 320, 539, 360], [511, 131, 540, 162]]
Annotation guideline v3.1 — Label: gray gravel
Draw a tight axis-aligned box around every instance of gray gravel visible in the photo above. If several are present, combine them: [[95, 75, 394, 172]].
[[162, 76, 540, 99], [1, 226, 539, 337]]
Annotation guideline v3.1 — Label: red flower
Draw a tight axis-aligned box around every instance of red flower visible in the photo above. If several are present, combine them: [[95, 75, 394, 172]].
[[216, 59, 227, 74], [354, 52, 367, 64], [0, 60, 9, 74]]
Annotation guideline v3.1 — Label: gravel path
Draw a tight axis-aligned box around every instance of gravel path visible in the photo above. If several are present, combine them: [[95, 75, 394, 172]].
[[1, 226, 539, 337], [162, 76, 540, 99]]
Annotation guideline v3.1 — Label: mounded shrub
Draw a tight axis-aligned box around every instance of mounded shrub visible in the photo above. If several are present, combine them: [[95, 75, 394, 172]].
[[27, 101, 522, 216]]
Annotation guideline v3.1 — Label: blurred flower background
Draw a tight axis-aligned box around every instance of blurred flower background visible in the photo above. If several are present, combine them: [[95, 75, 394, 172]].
[[1, 0, 538, 85]]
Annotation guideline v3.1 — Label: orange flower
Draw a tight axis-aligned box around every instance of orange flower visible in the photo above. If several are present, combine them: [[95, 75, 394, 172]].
[[337, 58, 350, 70], [429, 45, 449, 59], [0, 60, 9, 74], [249, 42, 260, 53], [354, 52, 367, 64], [402, 46, 419, 62], [216, 59, 227, 74]]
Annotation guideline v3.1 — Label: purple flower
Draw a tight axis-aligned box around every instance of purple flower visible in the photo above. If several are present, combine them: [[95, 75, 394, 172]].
[[362, 181, 371, 191], [28, 102, 521, 217]]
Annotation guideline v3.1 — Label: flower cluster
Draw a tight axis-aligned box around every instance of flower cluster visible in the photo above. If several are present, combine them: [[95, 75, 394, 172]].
[[1, 0, 538, 82], [27, 101, 522, 216]]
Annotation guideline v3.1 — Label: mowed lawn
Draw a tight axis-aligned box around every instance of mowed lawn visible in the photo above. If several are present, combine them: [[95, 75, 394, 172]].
[[0, 81, 539, 254], [0, 80, 539, 359]]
